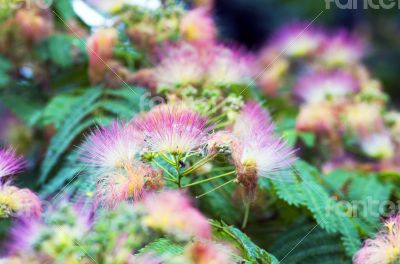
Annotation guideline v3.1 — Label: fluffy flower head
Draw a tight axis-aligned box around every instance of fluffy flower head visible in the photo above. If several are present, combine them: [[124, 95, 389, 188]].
[[354, 215, 400, 264], [142, 191, 211, 239], [360, 132, 395, 160], [0, 148, 25, 178], [296, 102, 338, 134], [204, 45, 254, 87], [320, 31, 366, 67], [271, 23, 325, 57], [0, 181, 41, 218], [180, 7, 216, 45], [232, 102, 297, 193], [95, 162, 163, 208], [155, 43, 206, 90], [134, 104, 209, 154], [294, 71, 358, 104], [81, 121, 144, 177], [186, 241, 234, 264]]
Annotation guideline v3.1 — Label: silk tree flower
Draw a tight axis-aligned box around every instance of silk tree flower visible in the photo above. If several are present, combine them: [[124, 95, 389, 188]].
[[185, 241, 234, 264], [257, 48, 289, 97], [95, 162, 163, 208], [155, 43, 206, 90], [81, 122, 163, 207], [360, 132, 395, 160], [7, 201, 91, 260], [87, 28, 118, 83], [180, 7, 216, 46], [296, 102, 338, 135], [204, 45, 254, 88], [134, 104, 209, 155], [0, 148, 25, 178], [142, 191, 211, 240], [81, 121, 144, 177], [319, 31, 366, 67], [270, 23, 325, 58], [231, 102, 297, 199], [353, 214, 400, 264], [341, 102, 384, 136], [0, 181, 42, 218], [15, 8, 53, 43], [293, 71, 358, 104]]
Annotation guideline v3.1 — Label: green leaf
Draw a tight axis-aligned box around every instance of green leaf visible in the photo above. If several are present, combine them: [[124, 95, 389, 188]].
[[0, 95, 43, 126], [139, 238, 185, 258], [48, 34, 73, 68], [39, 88, 102, 184], [53, 0, 76, 20], [211, 220, 278, 264]]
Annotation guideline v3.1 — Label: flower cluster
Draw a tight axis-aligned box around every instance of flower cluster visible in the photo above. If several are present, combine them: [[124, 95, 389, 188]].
[[0, 148, 41, 218], [354, 214, 400, 264], [3, 191, 236, 263], [256, 22, 400, 173], [154, 42, 254, 91]]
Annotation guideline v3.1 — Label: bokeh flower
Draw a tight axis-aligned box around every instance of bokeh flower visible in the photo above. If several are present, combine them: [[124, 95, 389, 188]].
[[296, 102, 338, 135], [319, 31, 365, 67], [180, 7, 216, 45], [293, 71, 358, 104], [204, 45, 254, 88], [155, 43, 206, 90], [134, 104, 209, 155], [0, 182, 41, 218], [360, 132, 395, 160], [15, 8, 53, 43], [270, 23, 325, 58], [186, 241, 234, 264], [353, 214, 400, 264], [142, 191, 211, 240], [87, 28, 119, 83]]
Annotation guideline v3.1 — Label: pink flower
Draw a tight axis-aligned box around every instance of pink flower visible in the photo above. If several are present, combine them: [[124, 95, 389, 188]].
[[186, 241, 234, 264], [270, 23, 325, 57], [0, 148, 25, 178], [0, 180, 42, 218], [81, 121, 144, 177], [142, 191, 211, 239], [81, 122, 162, 207], [154, 42, 254, 89], [133, 104, 209, 154], [204, 44, 255, 87], [15, 9, 53, 43], [95, 163, 163, 208], [296, 102, 338, 134], [230, 102, 297, 198], [87, 28, 118, 82], [180, 7, 216, 46], [320, 31, 366, 67], [293, 71, 358, 104], [155, 43, 206, 89], [354, 215, 400, 264]]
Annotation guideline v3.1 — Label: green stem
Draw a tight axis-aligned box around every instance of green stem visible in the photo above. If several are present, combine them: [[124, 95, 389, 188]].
[[173, 154, 183, 188], [196, 179, 235, 199], [160, 153, 175, 166], [241, 201, 250, 229], [153, 160, 177, 182], [182, 171, 236, 188], [183, 154, 216, 176]]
